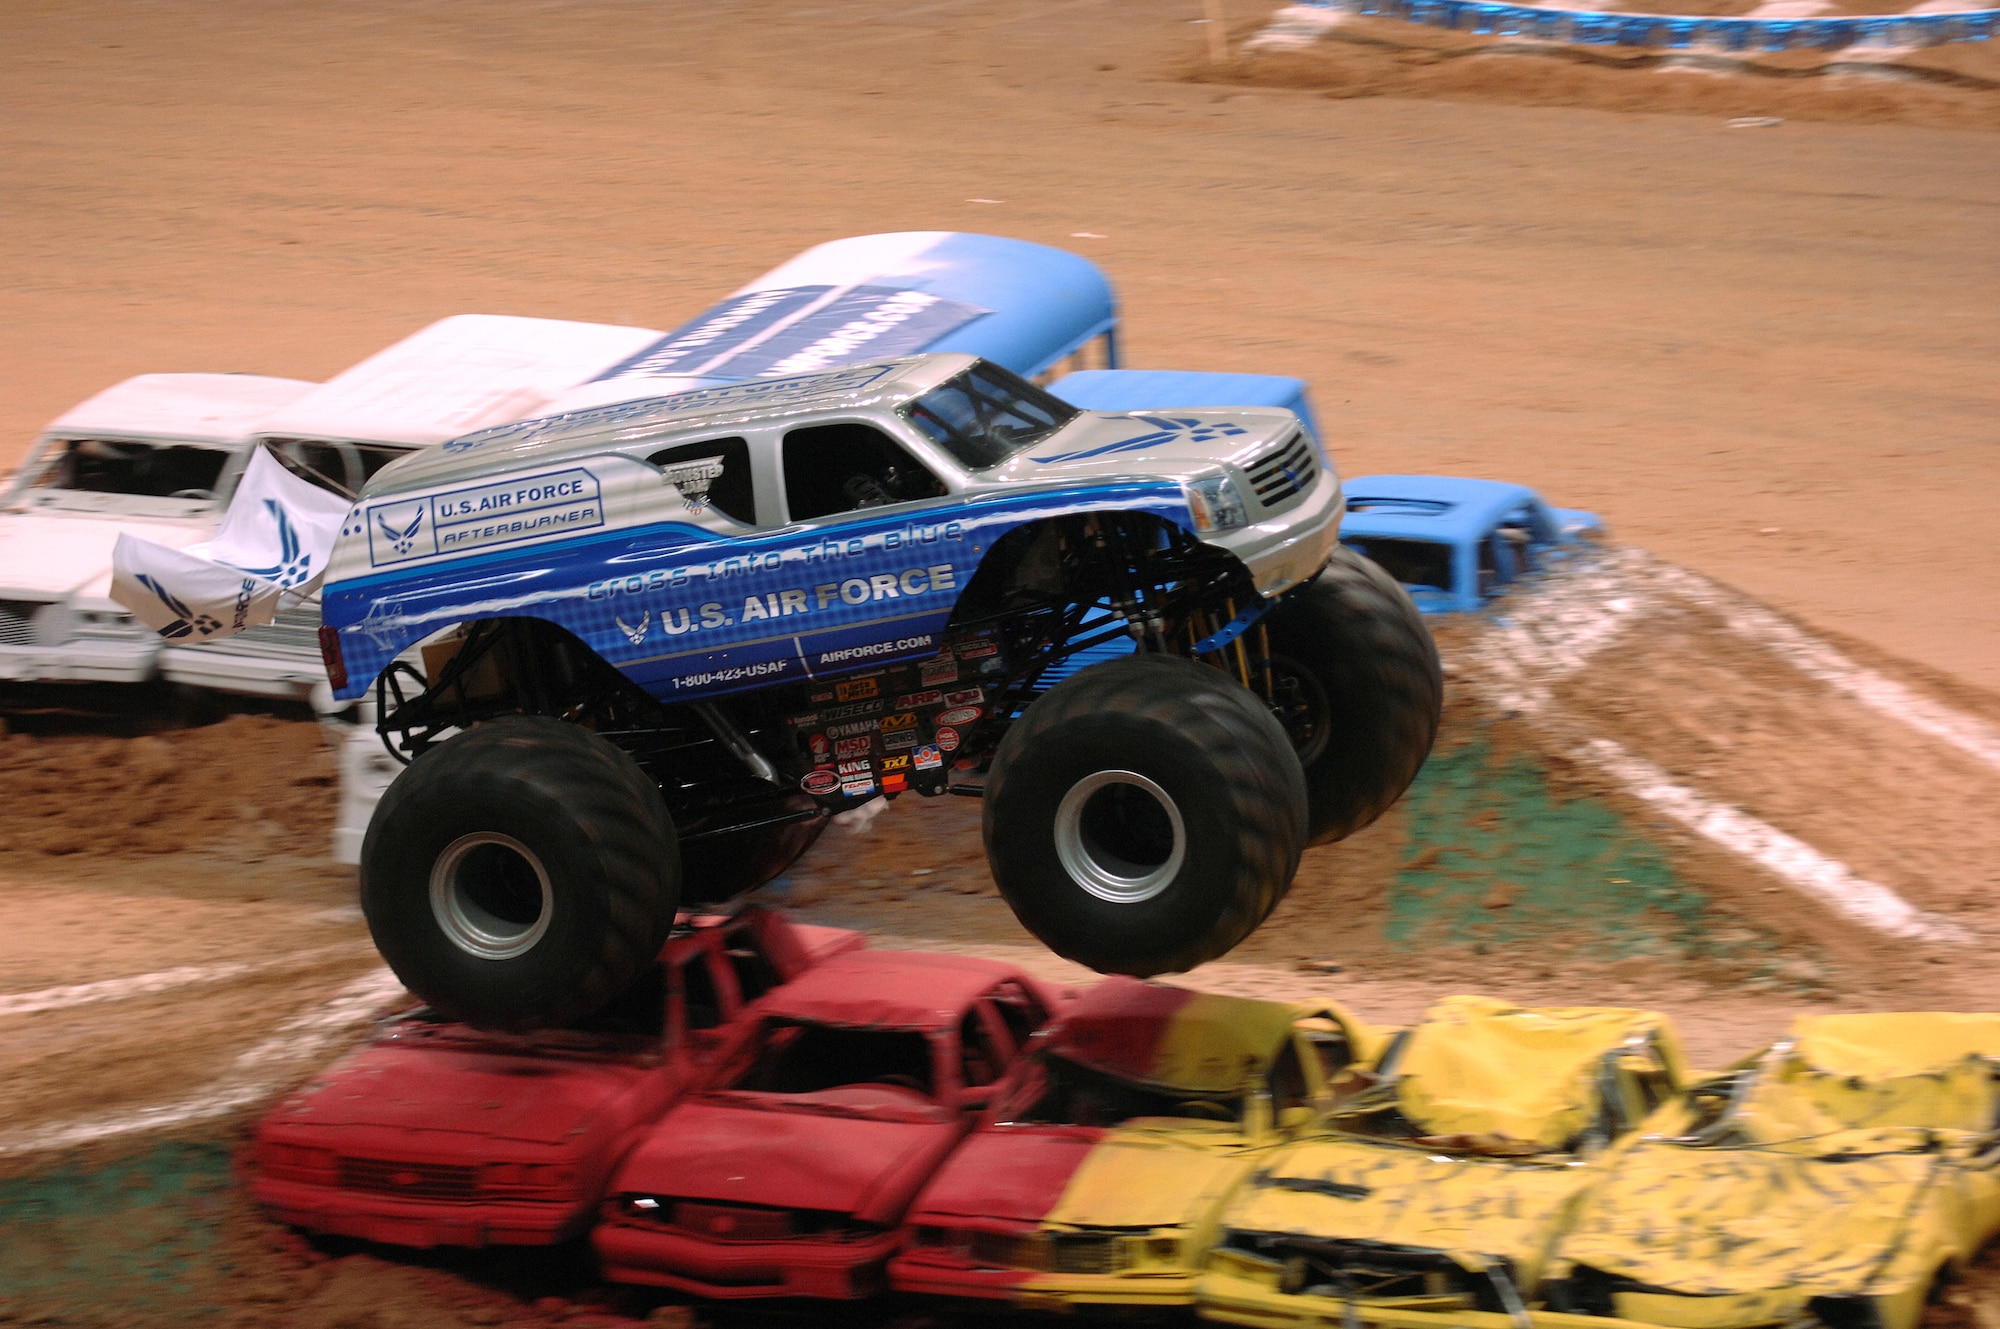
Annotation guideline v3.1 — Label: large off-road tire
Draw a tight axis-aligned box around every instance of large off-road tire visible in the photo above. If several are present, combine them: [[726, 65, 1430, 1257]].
[[679, 795, 827, 902], [983, 654, 1308, 976], [1261, 547, 1443, 846], [361, 715, 679, 1030]]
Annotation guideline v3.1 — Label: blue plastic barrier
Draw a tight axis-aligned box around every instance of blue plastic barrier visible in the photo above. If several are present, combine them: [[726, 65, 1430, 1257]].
[[1298, 0, 1998, 50]]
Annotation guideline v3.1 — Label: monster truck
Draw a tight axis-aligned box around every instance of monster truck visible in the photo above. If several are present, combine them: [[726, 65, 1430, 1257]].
[[306, 351, 1439, 1029]]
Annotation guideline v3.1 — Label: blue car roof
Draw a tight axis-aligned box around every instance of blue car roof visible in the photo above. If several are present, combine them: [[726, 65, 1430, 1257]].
[[593, 232, 1117, 390], [1340, 474, 1542, 541]]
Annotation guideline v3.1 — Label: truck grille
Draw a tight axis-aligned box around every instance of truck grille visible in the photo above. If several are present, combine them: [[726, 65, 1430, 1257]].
[[1051, 1234, 1126, 1275], [969, 1231, 1047, 1270], [1245, 431, 1319, 511], [337, 1157, 479, 1201], [0, 600, 45, 647]]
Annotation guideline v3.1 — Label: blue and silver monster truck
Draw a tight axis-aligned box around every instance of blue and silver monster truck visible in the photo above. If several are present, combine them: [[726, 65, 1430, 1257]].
[[317, 352, 1440, 1028]]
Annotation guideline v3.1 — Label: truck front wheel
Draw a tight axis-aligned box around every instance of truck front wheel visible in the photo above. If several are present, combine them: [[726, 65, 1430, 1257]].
[[1261, 547, 1443, 845], [361, 716, 680, 1030], [983, 654, 1308, 976]]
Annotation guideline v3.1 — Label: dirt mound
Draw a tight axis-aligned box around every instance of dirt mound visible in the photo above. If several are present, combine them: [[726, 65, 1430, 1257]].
[[1200, 12, 2000, 128]]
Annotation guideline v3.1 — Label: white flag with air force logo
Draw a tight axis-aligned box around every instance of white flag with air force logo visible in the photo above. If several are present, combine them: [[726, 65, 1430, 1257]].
[[112, 448, 355, 643]]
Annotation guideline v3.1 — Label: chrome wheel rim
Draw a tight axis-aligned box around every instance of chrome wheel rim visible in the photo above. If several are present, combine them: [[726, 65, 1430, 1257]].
[[1054, 770, 1186, 904], [429, 832, 554, 960]]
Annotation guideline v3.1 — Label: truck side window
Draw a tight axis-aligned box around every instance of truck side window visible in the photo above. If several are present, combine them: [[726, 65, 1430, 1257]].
[[649, 437, 755, 525], [782, 423, 945, 521]]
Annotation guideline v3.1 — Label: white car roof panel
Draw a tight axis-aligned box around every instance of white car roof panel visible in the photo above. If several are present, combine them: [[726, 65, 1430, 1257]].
[[45, 373, 318, 444]]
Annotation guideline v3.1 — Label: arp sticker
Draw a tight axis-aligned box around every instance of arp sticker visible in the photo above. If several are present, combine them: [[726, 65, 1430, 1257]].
[[920, 658, 959, 686], [835, 677, 880, 703], [801, 769, 839, 795], [936, 705, 981, 727], [836, 736, 872, 758], [943, 688, 983, 707], [881, 754, 911, 772], [936, 726, 960, 752], [913, 746, 943, 771], [894, 689, 943, 710]]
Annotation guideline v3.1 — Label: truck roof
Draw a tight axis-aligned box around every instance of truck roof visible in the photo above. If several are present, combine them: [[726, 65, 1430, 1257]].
[[251, 314, 664, 449], [1049, 368, 1319, 440], [539, 231, 1117, 416], [1339, 475, 1544, 541], [43, 372, 318, 444], [367, 354, 964, 496]]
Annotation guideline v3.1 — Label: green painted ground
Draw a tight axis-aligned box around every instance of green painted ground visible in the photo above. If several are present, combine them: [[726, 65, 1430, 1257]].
[[0, 1141, 234, 1320]]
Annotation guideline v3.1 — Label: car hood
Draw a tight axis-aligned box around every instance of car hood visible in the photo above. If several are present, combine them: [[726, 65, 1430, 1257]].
[[1555, 1137, 1980, 1298], [1220, 1136, 1593, 1263], [1041, 1123, 1259, 1232], [988, 407, 1299, 489], [0, 506, 211, 600], [614, 1094, 963, 1219], [264, 1044, 647, 1148], [909, 1127, 1101, 1224]]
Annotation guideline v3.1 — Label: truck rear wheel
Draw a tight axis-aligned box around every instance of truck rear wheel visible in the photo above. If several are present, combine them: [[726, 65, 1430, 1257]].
[[1262, 547, 1443, 845], [361, 716, 679, 1030], [983, 654, 1307, 976]]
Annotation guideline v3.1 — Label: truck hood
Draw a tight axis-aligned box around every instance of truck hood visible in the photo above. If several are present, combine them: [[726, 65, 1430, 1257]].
[[908, 1127, 1101, 1224], [264, 1044, 647, 1148], [0, 506, 212, 601], [989, 407, 1300, 488]]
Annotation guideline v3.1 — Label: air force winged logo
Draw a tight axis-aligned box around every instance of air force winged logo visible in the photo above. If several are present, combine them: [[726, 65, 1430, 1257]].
[[376, 505, 425, 555], [615, 611, 650, 646], [135, 574, 221, 640], [230, 501, 317, 588], [1030, 415, 1250, 465]]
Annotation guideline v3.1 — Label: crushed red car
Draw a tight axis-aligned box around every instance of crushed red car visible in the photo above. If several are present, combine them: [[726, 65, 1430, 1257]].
[[251, 907, 863, 1248], [592, 950, 1068, 1300]]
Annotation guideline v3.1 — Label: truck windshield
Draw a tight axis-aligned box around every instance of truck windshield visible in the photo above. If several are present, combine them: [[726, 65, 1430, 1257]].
[[902, 361, 1078, 470], [25, 438, 233, 500]]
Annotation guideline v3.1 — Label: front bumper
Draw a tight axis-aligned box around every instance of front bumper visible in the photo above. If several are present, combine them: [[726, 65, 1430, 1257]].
[[252, 1176, 588, 1248], [1200, 1271, 1674, 1329], [0, 638, 159, 684], [593, 1221, 899, 1301], [889, 1247, 1196, 1309], [159, 642, 326, 700], [1210, 469, 1344, 599]]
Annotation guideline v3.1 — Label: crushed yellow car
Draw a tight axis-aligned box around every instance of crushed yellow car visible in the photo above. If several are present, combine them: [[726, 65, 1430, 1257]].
[[1540, 1012, 2000, 1329], [890, 977, 1379, 1310], [1198, 996, 1689, 1329]]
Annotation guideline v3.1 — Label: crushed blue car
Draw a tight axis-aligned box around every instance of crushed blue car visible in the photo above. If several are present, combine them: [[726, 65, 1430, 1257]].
[[1337, 475, 1602, 614]]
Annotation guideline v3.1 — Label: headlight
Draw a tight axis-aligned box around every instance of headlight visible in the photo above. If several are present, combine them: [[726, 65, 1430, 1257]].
[[1186, 475, 1249, 533]]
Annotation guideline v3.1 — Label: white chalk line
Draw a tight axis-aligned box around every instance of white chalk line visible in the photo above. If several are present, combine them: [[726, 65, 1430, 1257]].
[[0, 941, 376, 1019], [1468, 549, 1976, 946], [0, 969, 405, 1157]]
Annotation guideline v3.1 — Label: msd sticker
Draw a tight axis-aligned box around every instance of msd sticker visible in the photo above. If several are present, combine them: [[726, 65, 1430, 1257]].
[[835, 736, 872, 758]]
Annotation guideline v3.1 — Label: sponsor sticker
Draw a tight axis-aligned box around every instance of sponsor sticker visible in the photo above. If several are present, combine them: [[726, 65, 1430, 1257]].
[[810, 690, 834, 704], [878, 711, 918, 733], [807, 734, 830, 758], [913, 746, 943, 771], [841, 777, 876, 798], [827, 719, 878, 739], [801, 769, 839, 795], [835, 736, 872, 758], [882, 729, 921, 752], [788, 712, 820, 729], [894, 689, 943, 711], [942, 688, 983, 707], [936, 705, 981, 726], [881, 754, 911, 772], [837, 760, 872, 776], [819, 699, 885, 722], [835, 677, 879, 702], [882, 772, 908, 794], [936, 726, 960, 752], [920, 658, 959, 686], [956, 640, 998, 660]]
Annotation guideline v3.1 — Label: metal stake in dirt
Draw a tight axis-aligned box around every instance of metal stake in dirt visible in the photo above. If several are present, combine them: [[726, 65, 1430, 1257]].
[[1204, 0, 1230, 61]]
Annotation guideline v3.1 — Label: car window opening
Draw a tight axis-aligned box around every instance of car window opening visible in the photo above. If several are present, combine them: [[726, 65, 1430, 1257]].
[[732, 1021, 935, 1097], [959, 1009, 1005, 1088], [1012, 1053, 1242, 1128], [725, 944, 782, 1006], [1349, 537, 1453, 592], [783, 423, 946, 521], [903, 361, 1079, 470], [28, 438, 231, 500], [682, 953, 725, 1031], [650, 437, 756, 525]]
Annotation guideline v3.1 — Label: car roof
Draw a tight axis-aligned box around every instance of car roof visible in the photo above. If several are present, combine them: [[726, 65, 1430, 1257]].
[[43, 372, 319, 445], [1339, 474, 1544, 542], [251, 314, 663, 448], [365, 353, 969, 496], [540, 231, 1116, 415], [1043, 977, 1351, 1095], [750, 949, 1027, 1030]]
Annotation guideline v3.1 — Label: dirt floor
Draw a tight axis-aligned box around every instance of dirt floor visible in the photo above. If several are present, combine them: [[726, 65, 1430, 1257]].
[[1, 0, 1996, 1324]]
